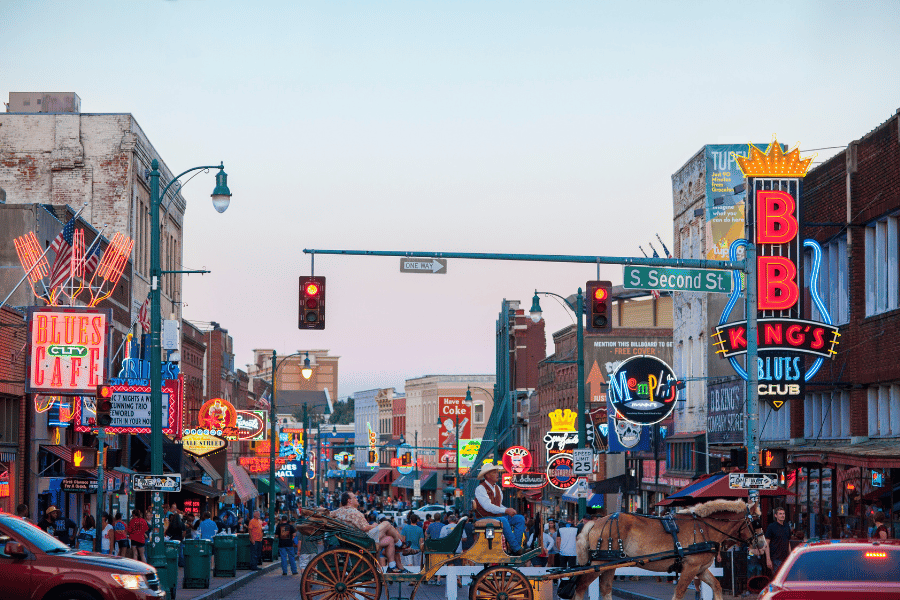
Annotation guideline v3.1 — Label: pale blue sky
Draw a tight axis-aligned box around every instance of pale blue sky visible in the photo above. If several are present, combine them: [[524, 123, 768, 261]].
[[3, 1, 898, 397]]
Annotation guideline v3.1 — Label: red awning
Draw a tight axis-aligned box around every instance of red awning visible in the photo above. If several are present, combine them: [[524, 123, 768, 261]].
[[367, 468, 393, 486], [228, 462, 258, 502], [42, 445, 74, 463], [80, 469, 121, 489], [658, 472, 794, 506]]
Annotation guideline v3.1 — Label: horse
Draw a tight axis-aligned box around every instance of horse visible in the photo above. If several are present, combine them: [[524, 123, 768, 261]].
[[569, 499, 764, 600]]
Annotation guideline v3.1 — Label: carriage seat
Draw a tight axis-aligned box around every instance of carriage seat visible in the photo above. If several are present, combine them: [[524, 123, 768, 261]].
[[423, 516, 468, 553], [474, 518, 502, 527]]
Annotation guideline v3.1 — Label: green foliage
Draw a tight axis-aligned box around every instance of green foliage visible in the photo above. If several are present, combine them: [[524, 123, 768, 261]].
[[329, 396, 354, 425]]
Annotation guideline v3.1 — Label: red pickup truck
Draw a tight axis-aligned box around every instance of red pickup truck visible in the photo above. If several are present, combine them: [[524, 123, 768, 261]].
[[0, 513, 165, 600]]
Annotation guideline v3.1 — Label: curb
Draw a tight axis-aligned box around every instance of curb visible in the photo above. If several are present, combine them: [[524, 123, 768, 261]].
[[185, 561, 281, 600], [611, 588, 663, 600]]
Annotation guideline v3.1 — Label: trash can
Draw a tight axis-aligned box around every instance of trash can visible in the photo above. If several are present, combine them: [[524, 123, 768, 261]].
[[150, 555, 170, 600], [262, 535, 275, 562], [235, 533, 253, 570], [213, 534, 237, 577], [183, 539, 212, 589], [164, 540, 180, 599]]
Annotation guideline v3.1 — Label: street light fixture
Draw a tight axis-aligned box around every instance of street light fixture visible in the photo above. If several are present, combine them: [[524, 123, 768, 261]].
[[301, 352, 313, 380], [528, 288, 588, 520], [148, 160, 231, 570]]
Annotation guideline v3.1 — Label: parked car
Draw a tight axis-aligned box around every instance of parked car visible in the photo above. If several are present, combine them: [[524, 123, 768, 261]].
[[757, 538, 900, 599], [412, 504, 454, 522], [0, 513, 164, 600]]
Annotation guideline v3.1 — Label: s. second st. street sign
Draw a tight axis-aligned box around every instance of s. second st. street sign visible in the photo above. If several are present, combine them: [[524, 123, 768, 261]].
[[400, 258, 447, 274], [623, 266, 732, 294]]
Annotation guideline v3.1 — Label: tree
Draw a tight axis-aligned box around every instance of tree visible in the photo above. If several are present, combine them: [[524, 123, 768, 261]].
[[329, 397, 354, 425]]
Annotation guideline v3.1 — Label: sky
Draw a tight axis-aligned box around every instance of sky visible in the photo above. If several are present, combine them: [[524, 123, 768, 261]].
[[3, 1, 899, 399]]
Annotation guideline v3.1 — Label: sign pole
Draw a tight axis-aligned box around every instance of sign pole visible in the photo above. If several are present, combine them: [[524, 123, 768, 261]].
[[745, 183, 760, 508], [576, 288, 587, 521], [95, 428, 105, 553], [268, 350, 277, 535]]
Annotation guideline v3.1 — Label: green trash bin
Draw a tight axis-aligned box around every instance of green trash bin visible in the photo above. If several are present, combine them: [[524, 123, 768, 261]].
[[262, 535, 275, 562], [150, 555, 169, 600], [164, 540, 180, 599], [213, 534, 237, 577], [235, 533, 252, 570], [183, 539, 212, 589]]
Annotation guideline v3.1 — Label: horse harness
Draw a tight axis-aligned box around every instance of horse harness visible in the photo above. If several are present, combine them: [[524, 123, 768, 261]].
[[590, 512, 723, 574]]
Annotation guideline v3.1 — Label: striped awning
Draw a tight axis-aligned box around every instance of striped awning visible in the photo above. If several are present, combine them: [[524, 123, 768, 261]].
[[366, 468, 393, 486], [228, 462, 258, 502], [41, 445, 74, 463], [0, 450, 16, 462]]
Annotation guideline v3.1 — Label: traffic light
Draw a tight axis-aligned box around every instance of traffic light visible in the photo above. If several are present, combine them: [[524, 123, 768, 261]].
[[368, 450, 378, 464], [299, 276, 326, 330], [96, 384, 113, 428], [585, 280, 613, 333]]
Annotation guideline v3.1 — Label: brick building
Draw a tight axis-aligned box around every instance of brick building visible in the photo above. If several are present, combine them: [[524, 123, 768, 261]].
[[0, 307, 26, 513]]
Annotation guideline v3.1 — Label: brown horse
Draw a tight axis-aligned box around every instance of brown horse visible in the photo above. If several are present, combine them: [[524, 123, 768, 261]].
[[570, 499, 763, 600]]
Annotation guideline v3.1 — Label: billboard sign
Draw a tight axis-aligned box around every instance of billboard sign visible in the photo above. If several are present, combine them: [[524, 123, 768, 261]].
[[27, 307, 111, 394], [607, 395, 652, 452], [438, 397, 471, 464], [457, 439, 481, 475], [75, 376, 182, 435], [543, 409, 578, 461], [199, 398, 238, 439], [181, 432, 227, 457], [502, 446, 532, 475], [235, 410, 267, 441], [546, 454, 576, 490], [707, 379, 744, 444]]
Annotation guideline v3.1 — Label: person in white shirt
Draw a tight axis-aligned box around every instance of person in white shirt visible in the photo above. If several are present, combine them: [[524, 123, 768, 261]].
[[439, 514, 467, 553], [100, 512, 115, 555], [473, 463, 527, 554], [556, 516, 578, 569]]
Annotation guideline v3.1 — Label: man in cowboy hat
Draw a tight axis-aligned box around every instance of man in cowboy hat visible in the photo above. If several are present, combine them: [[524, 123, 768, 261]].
[[473, 462, 526, 555]]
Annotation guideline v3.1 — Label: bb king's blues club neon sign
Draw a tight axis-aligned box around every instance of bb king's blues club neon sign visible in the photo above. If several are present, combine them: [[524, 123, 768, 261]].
[[713, 140, 840, 410]]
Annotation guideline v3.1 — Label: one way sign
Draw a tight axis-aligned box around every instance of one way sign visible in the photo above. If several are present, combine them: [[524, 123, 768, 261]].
[[400, 258, 447, 274]]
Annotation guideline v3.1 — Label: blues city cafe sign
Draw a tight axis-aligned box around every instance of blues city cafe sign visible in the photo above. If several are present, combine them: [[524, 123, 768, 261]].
[[713, 140, 840, 410], [607, 355, 678, 425]]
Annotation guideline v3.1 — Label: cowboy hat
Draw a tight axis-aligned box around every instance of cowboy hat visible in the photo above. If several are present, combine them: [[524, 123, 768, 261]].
[[477, 463, 503, 479], [45, 506, 59, 515]]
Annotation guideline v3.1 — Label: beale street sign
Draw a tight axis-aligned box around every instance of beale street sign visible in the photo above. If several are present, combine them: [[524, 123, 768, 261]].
[[624, 266, 732, 294]]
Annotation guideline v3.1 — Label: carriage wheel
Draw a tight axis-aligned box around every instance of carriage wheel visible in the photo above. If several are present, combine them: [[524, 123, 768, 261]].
[[470, 566, 533, 600], [301, 548, 383, 600]]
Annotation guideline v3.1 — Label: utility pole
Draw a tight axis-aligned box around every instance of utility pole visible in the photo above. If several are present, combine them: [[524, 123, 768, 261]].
[[301, 403, 308, 508], [268, 350, 277, 534]]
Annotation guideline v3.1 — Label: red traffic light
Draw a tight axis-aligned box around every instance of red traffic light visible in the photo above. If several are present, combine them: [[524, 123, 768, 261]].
[[97, 385, 112, 399], [593, 287, 608, 301], [305, 282, 319, 296], [586, 280, 613, 333], [299, 276, 326, 330]]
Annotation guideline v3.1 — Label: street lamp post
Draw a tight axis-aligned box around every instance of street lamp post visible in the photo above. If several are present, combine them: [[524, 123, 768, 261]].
[[267, 350, 314, 534], [148, 160, 231, 566], [530, 288, 587, 520], [301, 402, 308, 508]]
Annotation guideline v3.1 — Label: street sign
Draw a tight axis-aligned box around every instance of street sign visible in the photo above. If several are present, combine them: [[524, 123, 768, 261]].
[[572, 448, 593, 475], [132, 474, 182, 493], [623, 266, 732, 294], [61, 477, 96, 492], [728, 472, 778, 490], [417, 449, 437, 456], [400, 258, 447, 274], [413, 479, 421, 499]]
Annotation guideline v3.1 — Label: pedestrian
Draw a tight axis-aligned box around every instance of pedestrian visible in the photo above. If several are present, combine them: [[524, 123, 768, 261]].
[[529, 521, 554, 567], [127, 509, 149, 562], [165, 508, 185, 566], [764, 507, 791, 575], [248, 510, 263, 570], [15, 503, 32, 524], [235, 516, 249, 534], [556, 517, 578, 570], [76, 514, 96, 551], [275, 514, 299, 575], [439, 514, 466, 587], [113, 512, 129, 557], [99, 512, 116, 555], [426, 513, 444, 541], [546, 520, 559, 567], [400, 513, 424, 567], [873, 511, 890, 540], [198, 511, 218, 541], [38, 506, 77, 546]]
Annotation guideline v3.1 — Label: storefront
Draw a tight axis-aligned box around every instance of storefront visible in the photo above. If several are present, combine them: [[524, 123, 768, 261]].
[[0, 449, 16, 514]]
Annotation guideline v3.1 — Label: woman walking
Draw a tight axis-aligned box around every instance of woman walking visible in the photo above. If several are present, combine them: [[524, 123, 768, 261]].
[[127, 509, 149, 562]]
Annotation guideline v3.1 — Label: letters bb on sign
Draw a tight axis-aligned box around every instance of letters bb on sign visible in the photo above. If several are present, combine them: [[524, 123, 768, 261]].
[[27, 307, 111, 394]]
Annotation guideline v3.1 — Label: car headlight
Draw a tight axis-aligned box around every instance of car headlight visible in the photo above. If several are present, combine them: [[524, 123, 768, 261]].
[[111, 573, 149, 589]]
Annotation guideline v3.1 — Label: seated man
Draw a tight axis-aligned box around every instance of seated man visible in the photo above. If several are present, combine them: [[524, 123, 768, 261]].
[[330, 491, 415, 574], [473, 463, 526, 555]]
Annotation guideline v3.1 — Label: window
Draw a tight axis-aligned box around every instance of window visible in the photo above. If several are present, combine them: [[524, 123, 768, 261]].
[[868, 384, 900, 438], [804, 393, 849, 439], [473, 402, 484, 424], [0, 397, 17, 445], [807, 235, 849, 324], [666, 441, 694, 472], [865, 215, 899, 316], [760, 398, 791, 441]]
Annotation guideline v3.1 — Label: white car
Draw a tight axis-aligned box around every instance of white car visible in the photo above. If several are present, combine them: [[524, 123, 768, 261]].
[[412, 504, 454, 522]]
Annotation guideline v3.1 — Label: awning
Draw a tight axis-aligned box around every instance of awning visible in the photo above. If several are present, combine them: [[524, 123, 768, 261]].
[[182, 481, 222, 498], [41, 445, 74, 463], [657, 472, 794, 506], [587, 493, 604, 509], [367, 468, 393, 486], [0, 449, 17, 462], [256, 478, 289, 495], [591, 474, 627, 494], [194, 457, 222, 483], [79, 468, 121, 490], [228, 462, 258, 502], [392, 470, 437, 490]]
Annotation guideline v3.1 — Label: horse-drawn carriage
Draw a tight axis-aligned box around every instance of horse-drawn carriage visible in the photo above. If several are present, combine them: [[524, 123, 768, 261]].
[[295, 498, 764, 600]]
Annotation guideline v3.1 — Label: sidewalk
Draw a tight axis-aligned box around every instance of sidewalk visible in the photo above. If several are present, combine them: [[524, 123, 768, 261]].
[[611, 579, 743, 600], [172, 560, 280, 600]]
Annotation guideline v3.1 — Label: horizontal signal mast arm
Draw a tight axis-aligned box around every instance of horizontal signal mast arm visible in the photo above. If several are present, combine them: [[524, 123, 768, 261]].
[[303, 249, 746, 272]]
